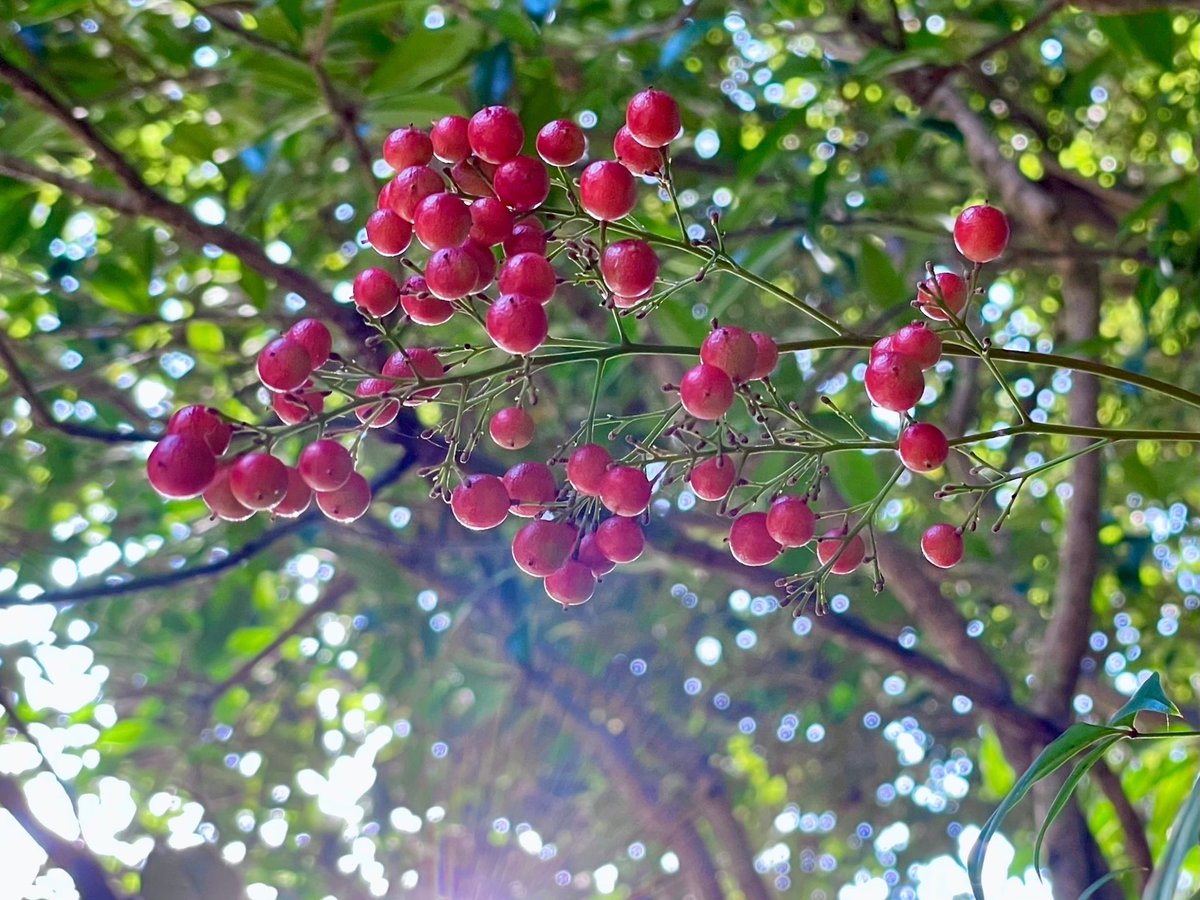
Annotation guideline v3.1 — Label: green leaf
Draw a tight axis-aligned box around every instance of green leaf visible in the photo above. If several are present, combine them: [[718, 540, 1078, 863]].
[[185, 321, 225, 354], [978, 722, 1016, 799], [827, 450, 884, 506], [366, 24, 481, 95], [1144, 772, 1200, 900], [858, 239, 908, 308], [1121, 12, 1176, 69], [1078, 867, 1148, 900], [1108, 672, 1180, 728], [1032, 734, 1123, 876], [967, 722, 1128, 900], [226, 626, 277, 657]]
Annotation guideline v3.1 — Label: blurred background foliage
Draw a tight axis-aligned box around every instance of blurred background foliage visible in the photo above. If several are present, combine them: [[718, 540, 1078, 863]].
[[1, 0, 1200, 898]]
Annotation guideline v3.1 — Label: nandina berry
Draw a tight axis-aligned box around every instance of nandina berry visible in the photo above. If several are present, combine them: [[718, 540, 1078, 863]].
[[898, 422, 949, 472], [168, 405, 231, 455], [400, 275, 454, 326], [203, 464, 254, 521], [385, 165, 445, 221], [493, 156, 550, 212], [229, 452, 289, 510], [954, 204, 1009, 263], [450, 474, 510, 531], [601, 239, 658, 298], [354, 268, 402, 318], [864, 351, 925, 412], [817, 530, 866, 575], [870, 334, 897, 362], [625, 88, 682, 148], [700, 325, 757, 382], [613, 126, 665, 176], [354, 378, 400, 428], [512, 519, 578, 576], [566, 443, 612, 496], [689, 456, 736, 501], [498, 253, 556, 304], [728, 512, 781, 567], [921, 523, 964, 568], [468, 106, 525, 164], [748, 332, 780, 380], [766, 496, 815, 548], [469, 197, 514, 246], [382, 347, 445, 404], [424, 246, 480, 300], [383, 126, 433, 171], [450, 158, 496, 197], [503, 461, 558, 517], [463, 239, 497, 292], [413, 192, 472, 250], [298, 439, 354, 492], [613, 288, 652, 309], [892, 322, 942, 370], [274, 467, 313, 519], [679, 363, 735, 420], [577, 532, 615, 576], [489, 407, 535, 450], [147, 434, 217, 499], [273, 385, 323, 425], [544, 560, 596, 607], [365, 208, 412, 256], [504, 219, 548, 257], [916, 272, 968, 321], [316, 472, 371, 523], [599, 465, 652, 517], [486, 295, 549, 355], [579, 160, 637, 221], [594, 516, 645, 564], [287, 318, 333, 368], [431, 115, 471, 163], [536, 119, 586, 166], [257, 337, 313, 392]]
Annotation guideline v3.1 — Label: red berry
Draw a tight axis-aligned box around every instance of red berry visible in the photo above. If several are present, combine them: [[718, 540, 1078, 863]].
[[577, 532, 615, 576], [748, 332, 779, 381], [870, 334, 897, 362], [728, 512, 781, 567], [898, 423, 949, 472], [382, 347, 445, 404], [273, 467, 313, 519], [147, 434, 217, 499], [579, 161, 637, 221], [921, 524, 964, 568], [679, 363, 735, 421], [413, 192, 472, 250], [504, 219, 547, 257], [700, 326, 757, 382], [203, 464, 254, 521], [613, 288, 652, 309], [450, 474, 510, 531], [601, 239, 658, 297], [766, 496, 815, 548], [493, 155, 550, 212], [689, 456, 735, 502], [489, 407, 535, 450], [400, 275, 454, 326], [383, 126, 433, 171], [536, 119, 586, 166], [916, 272, 968, 321], [257, 337, 313, 392], [354, 378, 400, 428], [272, 386, 323, 425], [864, 351, 925, 412], [544, 560, 596, 607], [594, 516, 645, 564], [229, 452, 289, 510], [626, 88, 682, 148], [954, 204, 1009, 263], [287, 319, 333, 368], [512, 519, 578, 576], [316, 472, 371, 523], [167, 405, 231, 455], [599, 465, 652, 517], [468, 106, 525, 164], [431, 115, 471, 163], [449, 158, 496, 197], [567, 443, 612, 496], [354, 268, 402, 318], [486, 295, 549, 355], [498, 252, 556, 304], [385, 165, 445, 222], [503, 461, 558, 517], [892, 322, 941, 370], [613, 126, 665, 176], [469, 198, 514, 246], [365, 209, 412, 257], [424, 246, 480, 299], [463, 239, 497, 292], [298, 439, 354, 492], [817, 530, 866, 575]]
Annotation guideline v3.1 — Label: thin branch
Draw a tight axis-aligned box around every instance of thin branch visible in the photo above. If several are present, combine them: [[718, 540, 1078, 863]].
[[1092, 761, 1153, 887]]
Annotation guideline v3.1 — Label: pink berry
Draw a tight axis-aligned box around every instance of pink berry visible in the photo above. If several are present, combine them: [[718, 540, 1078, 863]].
[[468, 106, 525, 164], [365, 209, 413, 256], [383, 126, 433, 171], [864, 351, 925, 412], [503, 461, 558, 517], [298, 439, 354, 492], [431, 115, 471, 163], [921, 523, 964, 568], [147, 434, 217, 499], [449, 158, 496, 198], [625, 88, 681, 148], [316, 472, 371, 523], [594, 516, 645, 564], [898, 423, 949, 472], [273, 467, 314, 519], [486, 294, 549, 355], [354, 268, 402, 318], [413, 192, 472, 250], [748, 332, 779, 380], [599, 465, 652, 517], [567, 443, 612, 496], [536, 119, 586, 167], [499, 252, 556, 304], [450, 474, 510, 531], [382, 348, 445, 404], [272, 386, 323, 425], [728, 512, 781, 567], [385, 165, 445, 222], [424, 246, 480, 299], [167, 405, 231, 455], [817, 530, 866, 575], [493, 155, 550, 212], [613, 288, 652, 309], [765, 496, 815, 548], [287, 319, 333, 368], [916, 272, 968, 321], [489, 407, 535, 450], [689, 456, 736, 502], [679, 363, 735, 421], [512, 519, 578, 576], [469, 198, 514, 246], [892, 322, 942, 370], [577, 532, 615, 576], [700, 326, 757, 382], [601, 239, 658, 298], [257, 337, 313, 392], [203, 464, 254, 521], [544, 560, 596, 607], [354, 378, 400, 428], [613, 126, 665, 176], [579, 161, 637, 221], [229, 452, 289, 510], [503, 219, 547, 257], [954, 204, 1010, 263], [400, 275, 454, 326], [870, 334, 897, 362], [463, 239, 497, 292]]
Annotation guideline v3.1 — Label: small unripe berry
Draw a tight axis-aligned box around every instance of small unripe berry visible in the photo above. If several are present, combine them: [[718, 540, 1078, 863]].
[[486, 294, 549, 355], [544, 560, 596, 607], [385, 165, 444, 221], [229, 452, 289, 510], [203, 464, 254, 521], [493, 155, 550, 212], [625, 88, 682, 148], [594, 516, 645, 564], [274, 467, 314, 519], [504, 219, 548, 257], [898, 423, 949, 472], [287, 319, 333, 368], [766, 496, 815, 548], [536, 119, 586, 167], [567, 443, 612, 496], [147, 435, 217, 499], [817, 530, 866, 574], [414, 192, 472, 250], [503, 461, 558, 517], [316, 472, 371, 523], [613, 126, 665, 176], [579, 160, 637, 221], [921, 523, 964, 568], [298, 439, 354, 492], [365, 209, 413, 256], [916, 272, 968, 321], [864, 351, 925, 412], [383, 126, 433, 171], [689, 456, 736, 502], [512, 519, 578, 576], [468, 106, 525, 164], [748, 333, 780, 381], [892, 322, 942, 370], [953, 204, 1010, 263], [601, 239, 659, 298], [679, 363, 735, 421], [167, 405, 231, 455], [431, 115, 471, 163], [354, 378, 400, 428], [728, 512, 781, 567], [451, 474, 510, 530], [382, 347, 445, 404], [424, 246, 481, 300], [354, 268, 402, 318], [469, 198, 514, 246], [489, 407, 535, 450], [499, 253, 556, 304], [599, 465, 652, 517], [257, 337, 313, 392], [400, 275, 454, 326], [700, 326, 757, 382]]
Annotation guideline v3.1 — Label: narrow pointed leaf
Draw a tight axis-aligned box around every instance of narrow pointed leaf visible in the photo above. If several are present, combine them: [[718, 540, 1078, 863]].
[[1109, 672, 1180, 728], [1144, 772, 1200, 900], [1032, 734, 1124, 877], [1079, 867, 1147, 900]]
